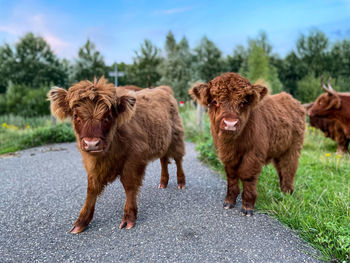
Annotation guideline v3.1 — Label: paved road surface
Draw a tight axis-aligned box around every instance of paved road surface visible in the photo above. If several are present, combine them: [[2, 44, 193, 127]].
[[0, 142, 320, 262]]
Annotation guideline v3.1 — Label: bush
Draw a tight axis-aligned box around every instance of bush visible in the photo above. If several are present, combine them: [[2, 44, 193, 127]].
[[0, 122, 75, 154], [295, 73, 323, 103], [20, 123, 75, 148], [2, 82, 50, 117]]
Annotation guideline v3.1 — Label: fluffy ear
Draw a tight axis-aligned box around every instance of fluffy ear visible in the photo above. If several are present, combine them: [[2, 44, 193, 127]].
[[116, 95, 136, 127], [189, 82, 210, 106], [247, 84, 268, 106], [47, 87, 71, 120]]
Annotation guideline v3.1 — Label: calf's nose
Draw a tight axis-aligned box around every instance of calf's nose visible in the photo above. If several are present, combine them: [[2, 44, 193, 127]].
[[222, 118, 239, 131], [83, 138, 101, 151]]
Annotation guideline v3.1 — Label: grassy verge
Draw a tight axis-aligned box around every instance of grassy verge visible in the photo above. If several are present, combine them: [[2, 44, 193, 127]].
[[182, 104, 350, 262], [0, 115, 75, 155]]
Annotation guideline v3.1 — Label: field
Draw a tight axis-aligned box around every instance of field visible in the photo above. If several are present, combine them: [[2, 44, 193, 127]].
[[180, 104, 350, 262], [1, 107, 349, 262]]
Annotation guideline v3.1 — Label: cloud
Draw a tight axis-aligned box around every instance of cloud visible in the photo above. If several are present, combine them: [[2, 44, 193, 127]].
[[0, 5, 71, 57], [44, 34, 69, 51], [154, 6, 194, 15]]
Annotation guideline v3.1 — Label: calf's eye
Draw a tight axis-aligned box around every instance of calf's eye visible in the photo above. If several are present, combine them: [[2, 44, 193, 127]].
[[73, 114, 78, 120], [212, 100, 219, 107]]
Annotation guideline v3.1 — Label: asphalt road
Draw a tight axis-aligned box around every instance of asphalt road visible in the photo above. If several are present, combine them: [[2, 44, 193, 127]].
[[0, 142, 320, 263]]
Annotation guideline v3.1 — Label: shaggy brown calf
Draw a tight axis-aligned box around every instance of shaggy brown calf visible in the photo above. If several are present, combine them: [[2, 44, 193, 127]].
[[309, 78, 350, 138], [48, 77, 185, 233], [190, 73, 305, 216], [305, 103, 349, 154]]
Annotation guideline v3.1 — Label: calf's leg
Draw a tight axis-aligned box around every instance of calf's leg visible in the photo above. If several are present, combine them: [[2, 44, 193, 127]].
[[175, 157, 185, 189], [158, 157, 169, 189], [167, 126, 186, 189], [336, 140, 349, 154], [238, 157, 262, 216], [273, 149, 300, 194], [70, 176, 106, 234], [241, 177, 258, 216], [223, 164, 240, 209], [119, 163, 146, 229]]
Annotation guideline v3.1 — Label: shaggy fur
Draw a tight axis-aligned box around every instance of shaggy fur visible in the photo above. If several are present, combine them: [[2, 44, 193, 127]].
[[305, 103, 349, 154], [120, 85, 143, 92], [189, 72, 305, 215], [309, 90, 350, 138], [48, 77, 185, 233]]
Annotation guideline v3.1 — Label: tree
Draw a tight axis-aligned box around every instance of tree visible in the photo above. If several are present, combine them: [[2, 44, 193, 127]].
[[245, 38, 283, 94], [0, 33, 68, 91], [329, 39, 350, 82], [158, 32, 193, 100], [227, 45, 247, 73], [73, 39, 109, 82], [130, 39, 162, 88], [248, 31, 272, 55], [247, 44, 269, 83], [296, 30, 329, 77], [295, 73, 324, 103], [273, 51, 308, 96], [193, 36, 226, 82], [1, 82, 50, 116], [0, 44, 14, 93]]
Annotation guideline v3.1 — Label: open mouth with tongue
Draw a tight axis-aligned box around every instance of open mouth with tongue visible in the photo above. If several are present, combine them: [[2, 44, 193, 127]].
[[221, 118, 239, 131]]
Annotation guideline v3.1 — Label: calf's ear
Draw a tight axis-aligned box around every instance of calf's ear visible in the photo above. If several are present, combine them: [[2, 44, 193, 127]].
[[248, 84, 268, 106], [47, 87, 71, 120], [189, 83, 210, 106], [116, 95, 136, 127]]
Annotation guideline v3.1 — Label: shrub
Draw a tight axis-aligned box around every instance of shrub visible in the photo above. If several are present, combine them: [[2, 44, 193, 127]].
[[2, 82, 50, 117]]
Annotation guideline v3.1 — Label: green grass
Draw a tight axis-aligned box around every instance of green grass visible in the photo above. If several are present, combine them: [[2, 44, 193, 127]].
[[0, 115, 75, 155], [182, 105, 350, 262]]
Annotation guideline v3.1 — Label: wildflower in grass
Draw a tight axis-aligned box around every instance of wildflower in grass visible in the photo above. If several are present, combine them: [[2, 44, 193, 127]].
[[25, 125, 30, 129], [4, 124, 19, 131], [325, 153, 331, 157]]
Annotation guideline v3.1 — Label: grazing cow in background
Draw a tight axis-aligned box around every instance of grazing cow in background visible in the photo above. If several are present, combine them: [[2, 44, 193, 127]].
[[304, 103, 349, 154], [48, 77, 186, 234], [189, 73, 305, 216], [309, 77, 350, 138]]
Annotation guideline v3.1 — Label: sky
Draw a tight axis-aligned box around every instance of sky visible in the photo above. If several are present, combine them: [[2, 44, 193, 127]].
[[0, 0, 349, 64]]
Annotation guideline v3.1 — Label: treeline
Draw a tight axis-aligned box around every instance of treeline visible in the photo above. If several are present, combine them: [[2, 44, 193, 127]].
[[0, 30, 349, 116]]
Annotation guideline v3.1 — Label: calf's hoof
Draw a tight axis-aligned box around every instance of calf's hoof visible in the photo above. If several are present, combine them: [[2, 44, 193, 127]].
[[119, 219, 135, 230], [240, 208, 254, 217], [281, 187, 294, 195], [70, 224, 86, 234], [223, 201, 235, 209], [158, 183, 168, 189], [177, 183, 185, 189]]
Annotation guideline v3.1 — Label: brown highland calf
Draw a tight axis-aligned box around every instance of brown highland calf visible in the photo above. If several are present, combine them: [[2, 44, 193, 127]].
[[190, 73, 305, 216], [309, 77, 350, 139], [304, 103, 349, 154], [48, 77, 185, 233]]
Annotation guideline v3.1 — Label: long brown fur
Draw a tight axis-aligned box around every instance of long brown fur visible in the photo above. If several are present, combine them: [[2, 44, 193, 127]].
[[305, 103, 349, 154], [189, 72, 305, 215], [47, 77, 186, 233]]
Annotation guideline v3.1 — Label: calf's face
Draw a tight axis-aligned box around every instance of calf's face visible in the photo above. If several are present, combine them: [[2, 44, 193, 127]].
[[190, 73, 268, 137], [72, 100, 116, 153], [48, 80, 136, 154]]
